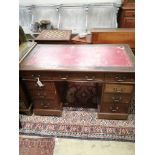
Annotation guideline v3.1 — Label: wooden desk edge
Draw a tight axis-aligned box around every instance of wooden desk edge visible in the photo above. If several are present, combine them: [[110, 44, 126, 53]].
[[19, 42, 37, 64]]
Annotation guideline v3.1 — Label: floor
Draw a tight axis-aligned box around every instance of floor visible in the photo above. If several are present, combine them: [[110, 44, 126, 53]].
[[54, 138, 135, 155], [19, 135, 135, 155]]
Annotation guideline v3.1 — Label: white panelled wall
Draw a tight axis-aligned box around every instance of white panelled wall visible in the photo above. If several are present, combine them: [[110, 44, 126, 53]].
[[19, 0, 123, 6], [19, 0, 123, 34]]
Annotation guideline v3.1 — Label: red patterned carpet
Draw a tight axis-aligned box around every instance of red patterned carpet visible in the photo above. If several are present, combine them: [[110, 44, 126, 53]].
[[20, 108, 134, 142], [19, 136, 55, 155]]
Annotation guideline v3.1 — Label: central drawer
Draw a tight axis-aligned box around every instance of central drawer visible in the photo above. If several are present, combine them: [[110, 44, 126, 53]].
[[104, 84, 133, 93], [52, 72, 105, 81]]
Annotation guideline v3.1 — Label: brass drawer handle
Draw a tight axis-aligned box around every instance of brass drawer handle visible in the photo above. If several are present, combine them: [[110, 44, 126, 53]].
[[113, 99, 120, 103], [32, 74, 40, 77], [112, 96, 122, 103], [60, 77, 68, 80], [40, 102, 50, 107], [43, 102, 50, 108], [43, 105, 49, 108], [60, 75, 68, 80], [113, 88, 124, 93], [111, 109, 117, 112], [110, 106, 119, 112], [115, 75, 126, 82], [85, 76, 95, 81], [116, 79, 124, 82]]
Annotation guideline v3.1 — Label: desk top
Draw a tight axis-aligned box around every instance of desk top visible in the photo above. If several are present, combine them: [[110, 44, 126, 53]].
[[19, 44, 134, 72]]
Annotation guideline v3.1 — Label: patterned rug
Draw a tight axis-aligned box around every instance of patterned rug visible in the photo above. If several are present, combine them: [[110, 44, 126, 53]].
[[19, 136, 55, 155], [20, 108, 135, 142]]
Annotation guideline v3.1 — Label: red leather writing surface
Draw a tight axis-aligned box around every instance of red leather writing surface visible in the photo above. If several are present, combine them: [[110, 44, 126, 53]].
[[24, 45, 132, 68]]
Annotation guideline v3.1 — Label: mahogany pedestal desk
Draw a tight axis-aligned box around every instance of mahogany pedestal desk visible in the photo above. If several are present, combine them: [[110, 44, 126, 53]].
[[19, 44, 135, 120]]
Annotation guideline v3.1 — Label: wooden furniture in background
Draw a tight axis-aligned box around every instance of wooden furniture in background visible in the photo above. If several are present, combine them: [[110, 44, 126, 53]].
[[71, 34, 92, 44], [35, 30, 72, 44], [91, 28, 135, 54], [19, 25, 27, 45], [118, 0, 135, 28], [19, 44, 134, 119], [19, 42, 37, 63]]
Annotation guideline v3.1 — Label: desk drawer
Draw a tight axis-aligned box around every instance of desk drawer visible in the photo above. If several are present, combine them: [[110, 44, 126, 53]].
[[29, 90, 56, 99], [103, 93, 131, 104], [53, 72, 104, 81], [104, 84, 133, 93], [100, 103, 129, 113], [33, 99, 60, 109], [122, 17, 135, 28], [23, 80, 55, 90], [20, 72, 52, 80], [124, 10, 135, 17], [105, 73, 134, 82]]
